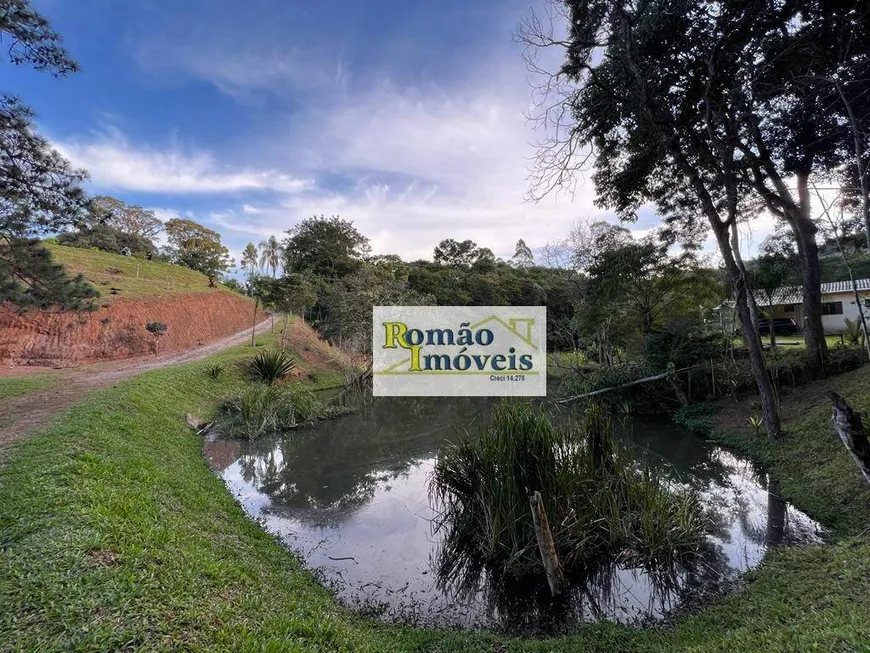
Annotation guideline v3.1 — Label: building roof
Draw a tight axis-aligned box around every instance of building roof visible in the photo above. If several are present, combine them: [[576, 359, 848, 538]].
[[769, 278, 870, 305]]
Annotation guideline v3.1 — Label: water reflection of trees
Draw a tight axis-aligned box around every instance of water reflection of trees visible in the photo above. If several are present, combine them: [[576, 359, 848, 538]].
[[234, 395, 492, 525]]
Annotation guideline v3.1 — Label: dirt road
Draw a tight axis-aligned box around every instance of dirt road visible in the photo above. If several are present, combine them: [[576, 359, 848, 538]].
[[0, 319, 273, 447]]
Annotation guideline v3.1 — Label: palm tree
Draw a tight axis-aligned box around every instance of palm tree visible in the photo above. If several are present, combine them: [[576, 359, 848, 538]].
[[258, 235, 283, 277]]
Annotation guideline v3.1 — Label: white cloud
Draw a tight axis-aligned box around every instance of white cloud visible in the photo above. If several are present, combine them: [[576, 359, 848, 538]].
[[54, 128, 312, 195]]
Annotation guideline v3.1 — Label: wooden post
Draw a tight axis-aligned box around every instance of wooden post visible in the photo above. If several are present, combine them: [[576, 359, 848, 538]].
[[829, 392, 870, 486], [529, 491, 564, 597]]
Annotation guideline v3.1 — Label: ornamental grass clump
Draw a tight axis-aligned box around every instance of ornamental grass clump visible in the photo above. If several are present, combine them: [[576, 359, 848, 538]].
[[251, 349, 296, 384], [430, 401, 707, 598]]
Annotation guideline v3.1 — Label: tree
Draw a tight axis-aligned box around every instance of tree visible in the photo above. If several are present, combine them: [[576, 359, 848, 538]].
[[241, 242, 259, 280], [512, 239, 534, 268], [88, 196, 162, 240], [587, 237, 704, 336], [164, 218, 232, 286], [0, 1, 96, 310], [283, 215, 369, 279], [750, 250, 800, 348], [0, 0, 78, 75], [258, 235, 283, 277], [433, 239, 481, 267], [519, 0, 785, 438], [263, 274, 318, 349]]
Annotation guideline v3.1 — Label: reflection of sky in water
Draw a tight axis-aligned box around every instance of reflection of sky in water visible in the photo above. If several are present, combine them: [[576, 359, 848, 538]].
[[213, 399, 822, 631]]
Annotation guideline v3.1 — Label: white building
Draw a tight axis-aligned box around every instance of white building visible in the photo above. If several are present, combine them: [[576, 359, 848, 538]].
[[763, 279, 870, 334]]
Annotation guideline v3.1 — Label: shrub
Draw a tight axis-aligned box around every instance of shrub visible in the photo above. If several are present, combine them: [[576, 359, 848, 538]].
[[673, 402, 721, 435], [843, 318, 865, 346], [250, 349, 296, 384], [204, 363, 225, 379]]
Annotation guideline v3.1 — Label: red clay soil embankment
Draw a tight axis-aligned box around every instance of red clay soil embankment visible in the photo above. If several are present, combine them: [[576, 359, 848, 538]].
[[0, 291, 255, 367]]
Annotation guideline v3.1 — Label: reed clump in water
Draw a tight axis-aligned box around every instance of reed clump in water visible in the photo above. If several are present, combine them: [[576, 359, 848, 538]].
[[217, 384, 344, 439], [429, 401, 708, 598]]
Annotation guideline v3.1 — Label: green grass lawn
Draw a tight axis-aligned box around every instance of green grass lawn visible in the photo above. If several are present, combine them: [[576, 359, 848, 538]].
[[46, 243, 239, 301], [0, 375, 56, 400], [1, 339, 869, 651]]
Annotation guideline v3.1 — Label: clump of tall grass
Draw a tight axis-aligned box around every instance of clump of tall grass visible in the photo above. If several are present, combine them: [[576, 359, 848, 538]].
[[430, 401, 707, 598], [217, 384, 330, 439], [250, 349, 296, 384], [204, 363, 226, 379]]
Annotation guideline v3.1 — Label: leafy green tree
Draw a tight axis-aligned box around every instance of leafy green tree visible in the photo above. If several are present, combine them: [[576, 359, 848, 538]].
[[241, 242, 259, 280], [164, 218, 233, 286], [511, 239, 534, 268], [0, 1, 97, 310], [88, 196, 162, 240], [433, 238, 481, 267], [258, 235, 283, 277], [283, 215, 369, 279], [519, 0, 788, 438]]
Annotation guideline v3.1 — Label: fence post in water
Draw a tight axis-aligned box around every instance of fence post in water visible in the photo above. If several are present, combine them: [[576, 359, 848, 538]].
[[829, 392, 870, 486], [529, 490, 564, 597]]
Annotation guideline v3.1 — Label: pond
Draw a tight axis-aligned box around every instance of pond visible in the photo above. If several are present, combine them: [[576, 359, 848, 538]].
[[204, 394, 822, 634]]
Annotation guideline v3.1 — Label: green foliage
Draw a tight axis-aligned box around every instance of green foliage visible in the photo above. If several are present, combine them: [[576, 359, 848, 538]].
[[145, 321, 167, 335], [0, 237, 99, 310], [217, 383, 340, 439], [0, 0, 78, 74], [204, 363, 225, 379], [2, 337, 870, 650], [164, 218, 233, 284], [87, 196, 162, 240], [431, 401, 706, 597], [58, 223, 156, 256], [283, 215, 369, 279], [258, 235, 284, 276], [250, 348, 296, 384], [672, 402, 721, 436], [843, 318, 865, 346]]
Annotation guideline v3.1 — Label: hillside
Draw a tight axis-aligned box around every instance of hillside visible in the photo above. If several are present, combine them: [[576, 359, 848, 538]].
[[1, 245, 256, 367], [46, 243, 236, 301]]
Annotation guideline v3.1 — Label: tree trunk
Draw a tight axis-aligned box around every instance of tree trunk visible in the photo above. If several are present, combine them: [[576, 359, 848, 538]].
[[281, 314, 289, 350], [251, 299, 259, 347], [768, 301, 776, 348], [791, 176, 827, 378], [829, 392, 870, 486], [716, 226, 782, 440], [529, 491, 564, 597]]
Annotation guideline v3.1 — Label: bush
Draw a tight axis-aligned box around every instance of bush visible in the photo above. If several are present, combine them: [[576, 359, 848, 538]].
[[204, 363, 225, 379], [250, 349, 296, 384], [673, 402, 721, 435]]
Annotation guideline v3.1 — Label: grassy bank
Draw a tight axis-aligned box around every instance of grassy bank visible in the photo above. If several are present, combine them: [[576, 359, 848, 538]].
[[1, 342, 869, 651], [0, 375, 56, 400]]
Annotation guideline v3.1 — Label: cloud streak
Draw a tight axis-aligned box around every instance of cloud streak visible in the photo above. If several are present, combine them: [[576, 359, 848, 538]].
[[55, 128, 312, 195]]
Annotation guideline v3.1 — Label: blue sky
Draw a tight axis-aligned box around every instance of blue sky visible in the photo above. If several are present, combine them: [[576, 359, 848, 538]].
[[13, 0, 774, 267]]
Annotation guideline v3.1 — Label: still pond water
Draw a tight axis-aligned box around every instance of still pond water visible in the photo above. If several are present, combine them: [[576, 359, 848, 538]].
[[205, 394, 822, 634]]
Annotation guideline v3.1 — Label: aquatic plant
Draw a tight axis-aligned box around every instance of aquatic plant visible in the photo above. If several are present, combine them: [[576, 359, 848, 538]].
[[218, 384, 328, 439], [429, 401, 707, 601], [251, 349, 296, 384]]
